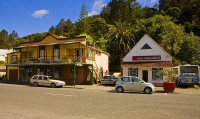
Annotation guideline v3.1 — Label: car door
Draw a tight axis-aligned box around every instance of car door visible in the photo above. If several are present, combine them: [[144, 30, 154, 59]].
[[131, 77, 144, 91], [37, 76, 43, 85], [42, 76, 51, 86], [121, 77, 132, 91]]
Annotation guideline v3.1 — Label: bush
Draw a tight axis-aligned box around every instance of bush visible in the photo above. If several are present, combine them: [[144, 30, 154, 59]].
[[194, 85, 200, 89]]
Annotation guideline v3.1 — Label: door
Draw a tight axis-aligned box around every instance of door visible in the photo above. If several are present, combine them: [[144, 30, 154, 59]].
[[131, 77, 144, 91], [142, 70, 148, 82], [43, 76, 51, 86], [9, 69, 18, 81], [121, 77, 132, 91], [37, 76, 43, 85]]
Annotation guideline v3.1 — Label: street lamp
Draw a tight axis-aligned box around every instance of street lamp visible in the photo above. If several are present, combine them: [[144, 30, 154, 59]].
[[74, 62, 82, 88]]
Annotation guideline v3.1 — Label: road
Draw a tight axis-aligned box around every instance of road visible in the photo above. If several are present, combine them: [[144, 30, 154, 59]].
[[0, 83, 200, 119]]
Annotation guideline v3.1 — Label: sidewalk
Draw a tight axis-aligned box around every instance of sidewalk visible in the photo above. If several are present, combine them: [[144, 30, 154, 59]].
[[65, 84, 200, 94]]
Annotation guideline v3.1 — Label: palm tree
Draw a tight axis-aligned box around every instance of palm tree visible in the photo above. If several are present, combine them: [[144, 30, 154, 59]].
[[106, 20, 135, 71]]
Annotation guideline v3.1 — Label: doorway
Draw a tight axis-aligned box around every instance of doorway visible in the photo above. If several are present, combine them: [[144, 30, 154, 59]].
[[142, 70, 148, 82]]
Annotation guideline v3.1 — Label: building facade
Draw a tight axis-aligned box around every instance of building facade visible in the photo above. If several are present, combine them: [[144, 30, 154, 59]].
[[6, 33, 109, 85], [122, 34, 173, 86]]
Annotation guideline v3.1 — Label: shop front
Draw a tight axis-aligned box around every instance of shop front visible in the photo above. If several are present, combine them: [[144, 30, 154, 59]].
[[122, 34, 173, 86]]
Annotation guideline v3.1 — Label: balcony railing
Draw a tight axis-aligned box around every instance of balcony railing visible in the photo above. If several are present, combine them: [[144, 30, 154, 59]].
[[10, 55, 86, 64]]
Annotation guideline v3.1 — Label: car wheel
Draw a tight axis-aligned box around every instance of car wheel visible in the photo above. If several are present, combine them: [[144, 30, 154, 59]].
[[33, 82, 38, 87], [144, 87, 152, 94], [116, 86, 123, 93], [51, 83, 56, 88]]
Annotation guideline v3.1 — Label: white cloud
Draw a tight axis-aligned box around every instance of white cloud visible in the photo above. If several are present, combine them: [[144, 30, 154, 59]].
[[32, 9, 49, 18], [88, 0, 107, 16], [151, 0, 156, 3]]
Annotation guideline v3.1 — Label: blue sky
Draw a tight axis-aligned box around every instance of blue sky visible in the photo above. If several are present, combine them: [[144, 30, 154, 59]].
[[0, 0, 158, 38]]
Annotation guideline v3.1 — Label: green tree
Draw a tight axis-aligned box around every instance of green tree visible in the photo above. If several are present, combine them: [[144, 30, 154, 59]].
[[49, 26, 56, 34], [158, 0, 200, 36], [100, 0, 142, 24], [88, 16, 108, 50], [176, 33, 200, 65], [0, 29, 9, 49], [106, 20, 135, 71], [134, 15, 184, 57], [79, 3, 88, 20], [55, 19, 65, 36]]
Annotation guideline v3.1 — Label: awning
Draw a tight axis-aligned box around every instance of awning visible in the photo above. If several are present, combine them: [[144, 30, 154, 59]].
[[121, 61, 173, 67]]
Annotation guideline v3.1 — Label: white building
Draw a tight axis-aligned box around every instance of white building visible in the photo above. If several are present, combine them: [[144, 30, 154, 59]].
[[122, 34, 173, 86]]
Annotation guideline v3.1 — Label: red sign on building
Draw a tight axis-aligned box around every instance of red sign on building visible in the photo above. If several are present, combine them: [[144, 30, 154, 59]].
[[132, 55, 161, 60]]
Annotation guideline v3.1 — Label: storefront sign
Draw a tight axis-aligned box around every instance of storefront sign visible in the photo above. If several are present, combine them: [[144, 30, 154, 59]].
[[132, 55, 161, 60]]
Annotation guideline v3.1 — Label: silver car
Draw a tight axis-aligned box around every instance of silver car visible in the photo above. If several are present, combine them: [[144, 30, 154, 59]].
[[115, 76, 155, 94], [30, 75, 65, 88], [101, 75, 117, 85]]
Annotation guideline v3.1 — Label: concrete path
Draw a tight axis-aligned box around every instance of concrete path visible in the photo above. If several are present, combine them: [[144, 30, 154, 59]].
[[65, 84, 200, 94]]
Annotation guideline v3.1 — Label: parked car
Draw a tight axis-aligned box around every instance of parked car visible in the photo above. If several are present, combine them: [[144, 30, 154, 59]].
[[30, 75, 65, 88], [101, 75, 117, 85], [115, 76, 155, 94]]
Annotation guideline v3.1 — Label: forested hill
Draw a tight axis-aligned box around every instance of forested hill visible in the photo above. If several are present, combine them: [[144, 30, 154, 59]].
[[1, 0, 200, 71]]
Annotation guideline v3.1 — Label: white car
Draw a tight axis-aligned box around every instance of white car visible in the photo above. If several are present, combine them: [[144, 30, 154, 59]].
[[115, 76, 155, 94], [30, 75, 65, 88]]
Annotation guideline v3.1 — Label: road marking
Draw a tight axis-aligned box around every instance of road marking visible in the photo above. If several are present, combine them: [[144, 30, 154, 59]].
[[44, 93, 78, 97]]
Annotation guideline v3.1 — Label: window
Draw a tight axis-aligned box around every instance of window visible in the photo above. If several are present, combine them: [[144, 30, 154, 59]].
[[39, 46, 45, 58], [46, 69, 51, 76], [53, 45, 60, 62], [43, 77, 48, 80], [38, 76, 43, 80], [128, 68, 138, 77], [28, 69, 32, 76], [29, 51, 34, 60], [122, 77, 130, 82], [152, 68, 163, 80], [11, 55, 17, 63], [32, 76, 38, 80], [131, 77, 141, 82]]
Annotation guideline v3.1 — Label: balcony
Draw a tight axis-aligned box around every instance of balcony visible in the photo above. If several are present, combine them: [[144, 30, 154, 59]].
[[9, 55, 86, 65]]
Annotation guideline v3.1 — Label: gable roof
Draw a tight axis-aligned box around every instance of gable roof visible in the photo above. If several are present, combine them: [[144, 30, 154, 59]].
[[15, 33, 87, 48], [123, 34, 172, 62]]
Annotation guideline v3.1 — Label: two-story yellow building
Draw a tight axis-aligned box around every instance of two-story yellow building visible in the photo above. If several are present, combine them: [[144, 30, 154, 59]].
[[6, 33, 109, 85]]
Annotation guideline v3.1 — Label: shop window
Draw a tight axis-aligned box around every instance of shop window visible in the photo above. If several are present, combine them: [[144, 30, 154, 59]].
[[37, 68, 43, 75], [152, 68, 163, 80], [46, 69, 51, 76], [54, 68, 62, 79], [141, 43, 152, 49], [128, 68, 138, 77]]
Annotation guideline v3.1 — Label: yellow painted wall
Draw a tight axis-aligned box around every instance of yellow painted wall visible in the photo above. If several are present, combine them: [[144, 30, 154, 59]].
[[6, 66, 19, 81], [46, 45, 53, 59], [41, 36, 58, 43], [7, 52, 20, 64]]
